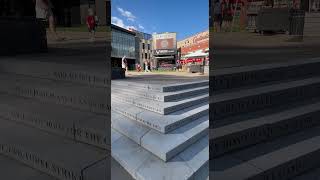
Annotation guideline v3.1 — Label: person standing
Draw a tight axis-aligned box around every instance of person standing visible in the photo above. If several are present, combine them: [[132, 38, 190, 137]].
[[213, 0, 223, 32], [34, 0, 64, 41], [144, 60, 150, 72], [122, 56, 128, 73], [86, 8, 96, 42], [148, 60, 152, 72]]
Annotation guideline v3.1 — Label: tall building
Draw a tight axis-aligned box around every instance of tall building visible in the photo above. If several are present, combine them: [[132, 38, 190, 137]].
[[131, 30, 153, 68], [111, 24, 136, 70]]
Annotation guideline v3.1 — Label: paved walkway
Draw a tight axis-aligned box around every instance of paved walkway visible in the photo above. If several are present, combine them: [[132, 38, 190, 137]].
[[46, 31, 108, 45], [212, 32, 320, 48], [119, 72, 209, 85], [211, 32, 320, 68]]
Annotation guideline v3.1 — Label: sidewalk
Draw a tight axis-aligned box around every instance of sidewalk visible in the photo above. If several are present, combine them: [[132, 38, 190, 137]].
[[46, 31, 108, 45], [126, 71, 209, 78], [212, 32, 320, 49]]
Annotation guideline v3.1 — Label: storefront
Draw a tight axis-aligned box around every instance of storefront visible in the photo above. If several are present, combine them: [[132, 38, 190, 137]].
[[153, 50, 177, 70], [178, 50, 208, 73], [111, 24, 136, 70], [152, 33, 177, 70]]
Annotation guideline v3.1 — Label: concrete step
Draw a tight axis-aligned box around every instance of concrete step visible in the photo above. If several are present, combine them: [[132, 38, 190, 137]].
[[112, 110, 208, 162], [212, 57, 320, 91], [210, 126, 320, 180], [111, 157, 135, 180], [112, 93, 208, 115], [0, 59, 109, 87], [0, 94, 109, 150], [112, 128, 208, 180], [0, 155, 57, 180], [304, 22, 320, 29], [292, 167, 320, 180], [112, 85, 209, 102], [0, 118, 108, 180], [212, 76, 320, 120], [305, 12, 320, 18], [111, 100, 208, 133], [305, 16, 320, 23], [210, 100, 320, 158], [0, 74, 110, 115], [112, 80, 209, 92]]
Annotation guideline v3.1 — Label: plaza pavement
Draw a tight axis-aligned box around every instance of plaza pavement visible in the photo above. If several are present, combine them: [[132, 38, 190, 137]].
[[211, 32, 320, 68], [46, 31, 108, 45]]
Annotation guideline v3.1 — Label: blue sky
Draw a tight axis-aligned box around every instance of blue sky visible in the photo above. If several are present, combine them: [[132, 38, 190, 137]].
[[111, 0, 208, 40]]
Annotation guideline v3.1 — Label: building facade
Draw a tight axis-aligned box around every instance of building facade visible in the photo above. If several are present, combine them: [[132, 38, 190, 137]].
[[152, 32, 177, 69], [132, 30, 153, 68], [177, 30, 209, 58], [111, 24, 136, 70]]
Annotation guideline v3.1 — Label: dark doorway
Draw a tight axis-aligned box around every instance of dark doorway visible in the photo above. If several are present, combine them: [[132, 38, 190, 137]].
[[51, 0, 80, 27]]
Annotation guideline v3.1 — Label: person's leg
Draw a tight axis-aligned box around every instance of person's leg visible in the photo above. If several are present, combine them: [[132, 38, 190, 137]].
[[48, 15, 58, 38], [48, 15, 65, 40], [228, 19, 232, 31], [218, 15, 223, 32], [91, 27, 96, 41], [222, 19, 225, 31], [215, 21, 220, 32], [90, 30, 95, 41]]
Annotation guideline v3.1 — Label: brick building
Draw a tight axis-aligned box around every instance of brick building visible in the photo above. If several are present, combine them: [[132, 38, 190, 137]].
[[177, 30, 209, 58]]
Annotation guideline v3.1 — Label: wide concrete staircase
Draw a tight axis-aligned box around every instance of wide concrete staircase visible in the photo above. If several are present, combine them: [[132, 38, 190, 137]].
[[210, 57, 320, 179], [111, 79, 209, 180], [0, 59, 110, 180]]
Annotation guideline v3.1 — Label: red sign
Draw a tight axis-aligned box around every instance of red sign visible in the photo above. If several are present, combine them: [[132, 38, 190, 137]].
[[178, 58, 203, 64]]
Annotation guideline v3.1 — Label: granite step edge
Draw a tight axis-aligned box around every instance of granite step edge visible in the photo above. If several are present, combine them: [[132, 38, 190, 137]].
[[111, 86, 209, 102], [0, 118, 108, 180], [112, 110, 208, 161], [210, 126, 320, 180], [111, 128, 208, 180], [111, 101, 209, 133], [210, 100, 320, 157], [0, 101, 110, 151], [112, 93, 209, 115]]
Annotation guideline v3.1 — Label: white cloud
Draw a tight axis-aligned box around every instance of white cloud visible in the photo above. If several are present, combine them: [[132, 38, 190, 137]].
[[111, 16, 125, 28], [117, 7, 136, 22], [138, 24, 145, 30], [112, 16, 137, 31], [127, 26, 137, 30]]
